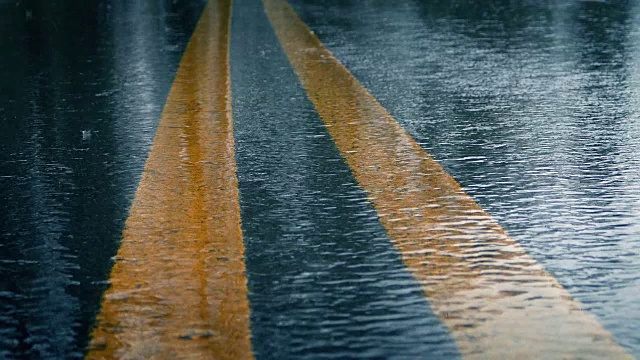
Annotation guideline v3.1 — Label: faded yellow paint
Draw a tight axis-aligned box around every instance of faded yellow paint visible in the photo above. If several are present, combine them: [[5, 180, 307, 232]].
[[86, 0, 253, 359], [264, 0, 632, 358]]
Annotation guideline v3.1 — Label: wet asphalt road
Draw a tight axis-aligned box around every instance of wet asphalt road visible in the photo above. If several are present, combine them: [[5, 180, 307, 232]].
[[231, 0, 456, 357], [0, 1, 205, 357], [1, 0, 640, 358], [289, 0, 640, 355]]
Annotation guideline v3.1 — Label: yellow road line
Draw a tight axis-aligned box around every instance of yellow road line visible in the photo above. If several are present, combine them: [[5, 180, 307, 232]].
[[264, 0, 632, 358], [85, 1, 253, 358]]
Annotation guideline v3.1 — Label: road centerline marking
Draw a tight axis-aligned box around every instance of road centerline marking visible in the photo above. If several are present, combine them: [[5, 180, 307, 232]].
[[85, 1, 253, 359], [264, 0, 632, 358]]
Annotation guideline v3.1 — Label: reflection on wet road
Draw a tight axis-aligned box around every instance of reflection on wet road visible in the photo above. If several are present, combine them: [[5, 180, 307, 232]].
[[1, 0, 204, 358], [0, 0, 639, 358], [290, 0, 640, 356], [267, 0, 629, 357], [231, 0, 457, 358]]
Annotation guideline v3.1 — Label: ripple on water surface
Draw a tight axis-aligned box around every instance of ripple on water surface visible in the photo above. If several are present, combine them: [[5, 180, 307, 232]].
[[0, 1, 204, 357], [290, 0, 640, 355]]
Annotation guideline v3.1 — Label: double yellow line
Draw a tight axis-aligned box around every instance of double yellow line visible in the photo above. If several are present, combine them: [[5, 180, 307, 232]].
[[86, 1, 252, 359], [86, 0, 632, 358]]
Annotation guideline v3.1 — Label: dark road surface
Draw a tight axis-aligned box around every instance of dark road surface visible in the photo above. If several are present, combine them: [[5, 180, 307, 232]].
[[231, 0, 457, 357], [1, 0, 639, 358], [0, 1, 205, 357]]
